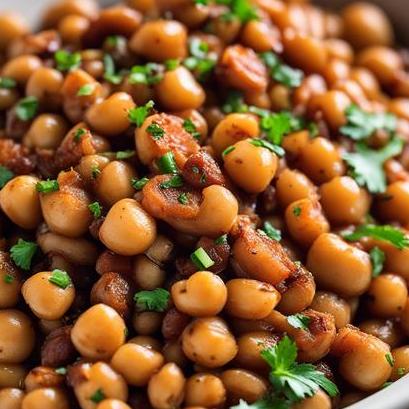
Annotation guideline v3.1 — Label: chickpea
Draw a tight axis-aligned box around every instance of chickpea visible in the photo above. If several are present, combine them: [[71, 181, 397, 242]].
[[376, 181, 409, 225], [129, 20, 187, 61], [0, 175, 42, 229], [283, 29, 328, 74], [128, 336, 162, 351], [342, 2, 393, 49], [324, 39, 353, 63], [132, 255, 166, 290], [240, 20, 281, 53], [22, 271, 75, 321], [72, 362, 128, 409], [132, 311, 162, 335], [185, 373, 225, 408], [391, 346, 409, 381], [350, 67, 381, 100], [298, 137, 345, 184], [26, 68, 63, 110], [182, 317, 237, 368], [172, 271, 227, 317], [0, 13, 29, 52], [71, 304, 126, 360], [147, 363, 185, 409], [220, 369, 268, 404], [111, 343, 164, 386], [155, 67, 205, 111], [77, 154, 110, 185], [0, 88, 19, 110], [0, 388, 25, 409], [319, 176, 371, 225], [96, 400, 132, 409], [322, 59, 351, 86], [331, 325, 392, 391], [2, 55, 43, 85], [223, 139, 278, 194], [225, 279, 280, 320], [367, 274, 408, 318], [99, 198, 157, 256], [211, 113, 259, 156], [25, 114, 68, 150], [58, 15, 90, 45], [292, 389, 332, 409], [172, 3, 209, 28], [163, 341, 189, 368], [40, 171, 93, 238], [307, 233, 372, 297], [24, 367, 64, 392], [311, 291, 351, 329], [359, 319, 403, 348], [21, 388, 69, 409], [269, 84, 290, 111], [293, 75, 327, 109], [357, 47, 403, 86], [0, 310, 35, 364], [86, 92, 135, 137], [0, 364, 27, 388], [285, 198, 329, 247], [0, 252, 21, 309]]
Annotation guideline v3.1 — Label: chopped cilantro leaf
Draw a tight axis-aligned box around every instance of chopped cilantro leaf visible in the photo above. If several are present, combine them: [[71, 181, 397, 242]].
[[0, 166, 14, 188], [48, 269, 72, 289], [261, 221, 281, 241], [222, 90, 248, 114], [159, 175, 183, 189], [293, 206, 302, 217], [128, 100, 155, 128], [103, 54, 123, 84], [183, 118, 201, 140], [178, 192, 189, 204], [88, 201, 102, 218], [73, 128, 86, 142], [146, 122, 165, 140], [129, 63, 163, 85], [55, 50, 81, 71], [134, 288, 170, 312], [77, 83, 96, 96], [249, 138, 285, 157], [370, 247, 385, 277], [89, 388, 105, 403], [131, 177, 149, 190], [215, 234, 228, 245], [0, 77, 16, 89], [16, 96, 38, 121], [36, 179, 59, 193], [261, 52, 303, 88], [4, 274, 14, 284], [10, 239, 38, 270], [287, 313, 311, 331]]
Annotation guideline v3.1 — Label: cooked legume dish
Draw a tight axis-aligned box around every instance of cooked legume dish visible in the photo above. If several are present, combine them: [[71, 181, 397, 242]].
[[0, 0, 409, 408]]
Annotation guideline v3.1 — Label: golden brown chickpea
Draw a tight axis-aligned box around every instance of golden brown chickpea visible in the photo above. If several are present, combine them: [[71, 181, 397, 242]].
[[147, 363, 185, 409], [307, 233, 372, 297], [96, 400, 131, 409], [376, 181, 409, 225], [389, 98, 409, 121], [2, 55, 43, 85], [172, 271, 227, 317], [163, 341, 189, 368], [357, 47, 403, 86], [283, 29, 328, 74], [211, 113, 259, 156], [269, 84, 291, 111], [391, 346, 409, 381], [111, 343, 164, 386], [322, 59, 351, 86], [128, 335, 162, 351], [359, 319, 403, 348], [0, 13, 29, 52], [95, 160, 137, 207], [72, 362, 128, 409], [155, 67, 205, 111], [0, 310, 35, 364], [77, 154, 110, 186], [331, 325, 392, 391], [86, 92, 135, 137], [21, 388, 69, 409], [310, 291, 351, 329], [99, 198, 157, 256], [129, 20, 187, 61], [223, 139, 278, 194], [0, 88, 19, 110], [292, 389, 332, 409], [24, 367, 64, 392], [71, 304, 126, 360], [342, 2, 393, 49], [293, 74, 328, 109], [319, 176, 371, 225], [240, 20, 281, 53], [367, 274, 408, 318], [276, 169, 317, 209], [0, 388, 24, 409], [298, 137, 345, 184], [285, 198, 329, 247], [182, 317, 237, 368], [132, 311, 162, 335], [172, 3, 209, 29], [133, 255, 166, 290], [58, 15, 90, 45], [39, 171, 93, 238], [0, 175, 42, 229], [0, 364, 27, 388], [220, 369, 268, 404], [225, 279, 281, 320], [185, 373, 225, 408], [25, 114, 68, 150], [324, 39, 353, 63], [22, 271, 75, 320], [350, 67, 381, 100], [26, 67, 63, 110]]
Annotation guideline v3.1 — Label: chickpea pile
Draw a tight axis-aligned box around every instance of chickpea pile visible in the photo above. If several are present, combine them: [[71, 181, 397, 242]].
[[1, 0, 409, 408]]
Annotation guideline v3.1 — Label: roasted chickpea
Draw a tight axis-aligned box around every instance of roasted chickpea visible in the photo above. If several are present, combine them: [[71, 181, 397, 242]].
[[331, 325, 392, 391], [325, 39, 353, 63], [0, 310, 35, 364], [184, 373, 225, 408], [182, 317, 237, 368], [132, 311, 162, 335], [111, 343, 164, 386], [147, 363, 185, 409], [129, 20, 187, 61], [96, 400, 132, 409], [359, 319, 404, 348], [22, 271, 75, 320], [225, 279, 280, 320], [367, 274, 408, 318], [24, 367, 64, 392], [99, 198, 157, 256], [21, 388, 69, 409], [269, 84, 291, 111], [390, 346, 409, 381], [319, 176, 371, 225], [292, 389, 332, 409], [211, 113, 259, 156], [240, 20, 281, 53], [2, 55, 42, 85], [0, 12, 29, 52], [322, 59, 351, 86], [0, 252, 21, 309], [0, 175, 42, 229], [307, 233, 372, 297], [58, 15, 90, 45], [376, 181, 409, 225], [0, 388, 25, 409], [172, 271, 227, 317], [223, 139, 278, 194], [285, 198, 329, 247], [71, 304, 126, 360], [342, 2, 393, 49], [0, 88, 19, 110], [0, 364, 27, 388]]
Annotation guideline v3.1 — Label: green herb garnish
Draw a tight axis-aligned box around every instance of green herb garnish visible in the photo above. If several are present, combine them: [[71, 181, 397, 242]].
[[88, 201, 102, 218], [129, 63, 163, 85], [261, 52, 303, 88], [89, 388, 105, 403], [190, 247, 215, 270], [249, 138, 285, 157], [183, 118, 201, 140], [0, 77, 16, 89], [77, 83, 96, 96], [385, 353, 394, 367], [157, 152, 178, 174], [222, 146, 236, 157], [36, 179, 59, 193], [287, 314, 311, 331], [215, 234, 228, 245], [146, 122, 165, 140], [370, 247, 385, 277], [0, 166, 14, 188], [116, 150, 135, 159], [10, 239, 38, 270], [131, 177, 149, 190], [159, 175, 183, 189], [293, 206, 302, 217], [3, 274, 14, 284], [55, 50, 81, 71], [261, 221, 281, 241], [15, 96, 38, 121], [48, 269, 72, 289], [178, 192, 189, 204], [134, 288, 170, 312], [128, 100, 154, 127], [103, 54, 123, 84]]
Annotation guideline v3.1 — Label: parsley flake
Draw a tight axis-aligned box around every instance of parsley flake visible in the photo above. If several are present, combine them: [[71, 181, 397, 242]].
[[261, 221, 281, 241], [16, 96, 38, 121], [249, 138, 285, 157], [178, 192, 189, 204], [134, 288, 170, 312], [222, 90, 248, 114], [91, 165, 100, 179], [36, 179, 59, 193], [0, 77, 16, 89], [165, 59, 179, 70], [146, 122, 165, 140], [159, 175, 183, 189], [103, 54, 123, 84], [48, 269, 72, 289], [220, 0, 259, 23], [131, 177, 149, 190], [293, 206, 302, 217], [370, 247, 385, 277], [10, 239, 38, 270], [128, 100, 155, 127], [0, 166, 14, 188], [183, 118, 201, 140], [90, 388, 105, 403], [287, 314, 311, 331], [77, 83, 96, 96], [3, 274, 14, 284], [129, 63, 163, 85], [55, 50, 81, 71], [215, 234, 228, 245], [261, 52, 303, 88], [88, 201, 102, 218], [73, 128, 86, 142]]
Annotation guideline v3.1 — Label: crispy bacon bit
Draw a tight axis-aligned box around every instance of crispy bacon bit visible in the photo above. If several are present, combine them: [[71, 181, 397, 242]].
[[182, 151, 226, 188], [41, 325, 77, 367], [95, 250, 133, 276], [162, 307, 190, 340], [0, 139, 35, 174]]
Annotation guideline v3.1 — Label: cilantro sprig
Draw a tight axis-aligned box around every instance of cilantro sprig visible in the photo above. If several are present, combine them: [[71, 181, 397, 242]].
[[103, 54, 123, 84], [219, 0, 258, 23], [287, 314, 311, 331], [10, 239, 38, 270], [55, 50, 81, 72], [134, 288, 170, 312], [129, 63, 163, 85], [128, 100, 155, 127], [16, 96, 38, 121], [183, 38, 217, 81], [370, 247, 385, 277], [249, 138, 285, 157]]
